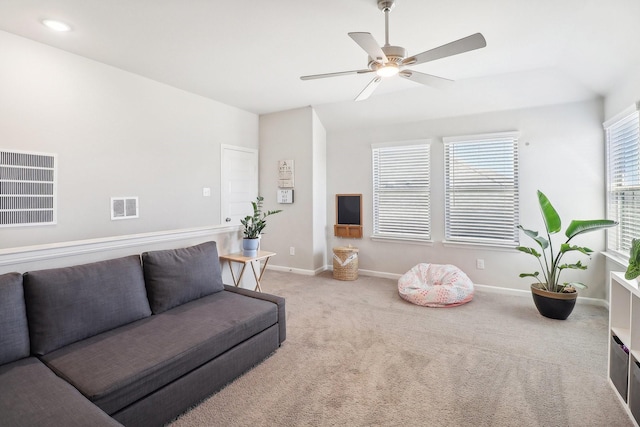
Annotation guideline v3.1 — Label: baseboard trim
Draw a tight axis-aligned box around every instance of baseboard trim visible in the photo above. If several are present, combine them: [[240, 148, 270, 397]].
[[473, 284, 608, 308], [358, 268, 402, 280], [321, 265, 609, 307], [267, 264, 323, 276]]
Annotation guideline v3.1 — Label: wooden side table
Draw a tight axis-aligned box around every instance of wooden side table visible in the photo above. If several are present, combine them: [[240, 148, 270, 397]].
[[219, 251, 276, 292]]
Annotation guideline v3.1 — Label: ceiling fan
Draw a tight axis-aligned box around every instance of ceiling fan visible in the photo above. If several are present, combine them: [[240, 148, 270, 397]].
[[300, 0, 487, 101]]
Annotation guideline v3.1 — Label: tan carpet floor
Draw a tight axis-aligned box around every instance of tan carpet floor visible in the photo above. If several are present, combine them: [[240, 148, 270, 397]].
[[169, 270, 632, 427]]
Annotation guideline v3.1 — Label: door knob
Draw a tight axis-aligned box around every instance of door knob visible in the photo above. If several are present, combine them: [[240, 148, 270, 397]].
[[225, 217, 231, 222]]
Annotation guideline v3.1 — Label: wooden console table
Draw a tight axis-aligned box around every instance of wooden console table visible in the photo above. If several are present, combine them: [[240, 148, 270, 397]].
[[219, 251, 276, 292]]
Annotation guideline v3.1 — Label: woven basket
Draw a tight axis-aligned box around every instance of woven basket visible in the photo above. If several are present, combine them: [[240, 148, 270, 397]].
[[333, 246, 359, 281]]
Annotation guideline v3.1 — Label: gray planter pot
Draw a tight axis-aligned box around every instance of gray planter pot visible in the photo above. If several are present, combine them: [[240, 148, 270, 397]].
[[242, 238, 259, 257]]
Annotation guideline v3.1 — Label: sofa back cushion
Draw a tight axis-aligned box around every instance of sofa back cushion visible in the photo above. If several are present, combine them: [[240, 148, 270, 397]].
[[0, 272, 30, 365], [142, 241, 224, 314], [23, 255, 152, 355]]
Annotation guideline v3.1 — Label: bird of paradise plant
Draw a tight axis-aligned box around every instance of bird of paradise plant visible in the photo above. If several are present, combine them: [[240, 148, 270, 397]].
[[517, 190, 617, 293]]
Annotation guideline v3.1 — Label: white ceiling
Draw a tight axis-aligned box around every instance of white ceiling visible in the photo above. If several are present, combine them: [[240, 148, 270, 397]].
[[0, 0, 639, 131]]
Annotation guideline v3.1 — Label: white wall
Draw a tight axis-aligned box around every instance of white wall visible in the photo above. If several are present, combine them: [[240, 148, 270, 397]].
[[326, 99, 610, 298], [259, 107, 327, 273], [604, 62, 640, 121], [0, 30, 258, 250]]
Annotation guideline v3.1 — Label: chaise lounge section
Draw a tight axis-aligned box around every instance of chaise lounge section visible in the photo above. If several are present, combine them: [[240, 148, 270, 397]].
[[0, 241, 286, 427]]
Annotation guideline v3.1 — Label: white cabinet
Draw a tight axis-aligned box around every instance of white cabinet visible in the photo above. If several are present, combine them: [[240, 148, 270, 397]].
[[609, 271, 640, 426]]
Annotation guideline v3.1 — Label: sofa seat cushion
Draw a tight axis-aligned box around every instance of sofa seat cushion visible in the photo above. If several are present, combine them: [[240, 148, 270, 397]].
[[41, 290, 278, 415], [0, 357, 122, 427], [0, 272, 30, 366], [24, 255, 152, 355]]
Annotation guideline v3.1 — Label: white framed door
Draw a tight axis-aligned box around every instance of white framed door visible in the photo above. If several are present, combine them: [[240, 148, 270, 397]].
[[221, 145, 258, 226]]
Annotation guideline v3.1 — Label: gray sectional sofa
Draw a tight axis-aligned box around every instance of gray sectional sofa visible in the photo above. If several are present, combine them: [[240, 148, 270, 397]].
[[0, 241, 286, 426]]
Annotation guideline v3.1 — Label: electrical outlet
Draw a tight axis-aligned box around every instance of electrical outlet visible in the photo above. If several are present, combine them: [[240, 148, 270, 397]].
[[202, 187, 211, 197], [476, 259, 485, 270], [290, 247, 295, 256]]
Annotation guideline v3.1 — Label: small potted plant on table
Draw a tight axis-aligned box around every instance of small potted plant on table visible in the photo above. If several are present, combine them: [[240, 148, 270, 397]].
[[240, 196, 282, 257], [517, 190, 617, 320]]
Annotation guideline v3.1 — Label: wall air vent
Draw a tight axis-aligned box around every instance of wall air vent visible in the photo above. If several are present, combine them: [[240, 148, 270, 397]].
[[111, 197, 139, 220], [0, 150, 57, 227]]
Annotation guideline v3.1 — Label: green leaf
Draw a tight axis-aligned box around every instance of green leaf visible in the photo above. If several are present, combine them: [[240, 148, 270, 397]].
[[565, 219, 617, 239], [516, 246, 541, 258], [559, 243, 593, 256], [519, 272, 540, 279], [517, 226, 549, 249], [537, 190, 561, 234], [558, 260, 588, 271]]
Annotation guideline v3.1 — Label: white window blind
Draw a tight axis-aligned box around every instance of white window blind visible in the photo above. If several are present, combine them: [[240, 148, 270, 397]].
[[0, 150, 57, 227], [443, 132, 519, 246], [605, 103, 640, 258], [372, 142, 430, 240]]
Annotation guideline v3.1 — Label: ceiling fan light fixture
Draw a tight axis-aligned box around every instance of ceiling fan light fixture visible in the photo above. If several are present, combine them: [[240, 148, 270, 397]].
[[376, 64, 399, 78]]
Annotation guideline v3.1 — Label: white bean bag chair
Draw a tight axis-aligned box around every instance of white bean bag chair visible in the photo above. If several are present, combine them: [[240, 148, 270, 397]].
[[398, 263, 474, 307]]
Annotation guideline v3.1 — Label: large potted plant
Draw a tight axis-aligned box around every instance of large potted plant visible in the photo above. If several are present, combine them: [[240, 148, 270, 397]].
[[517, 190, 617, 320], [240, 196, 282, 257]]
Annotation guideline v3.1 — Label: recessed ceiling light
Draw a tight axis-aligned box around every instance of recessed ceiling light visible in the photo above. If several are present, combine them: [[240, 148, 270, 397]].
[[41, 19, 72, 32]]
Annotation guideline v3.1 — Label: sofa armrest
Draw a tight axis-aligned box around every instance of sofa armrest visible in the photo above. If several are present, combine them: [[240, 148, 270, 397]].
[[223, 285, 286, 344]]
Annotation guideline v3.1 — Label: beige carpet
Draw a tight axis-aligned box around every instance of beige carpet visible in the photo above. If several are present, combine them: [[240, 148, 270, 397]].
[[170, 271, 632, 427]]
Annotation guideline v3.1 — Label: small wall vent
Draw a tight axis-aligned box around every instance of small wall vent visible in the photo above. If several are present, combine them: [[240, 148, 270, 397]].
[[0, 150, 57, 227], [111, 197, 139, 220]]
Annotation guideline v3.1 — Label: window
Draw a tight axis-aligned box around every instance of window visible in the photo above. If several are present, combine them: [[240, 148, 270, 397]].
[[443, 132, 519, 247], [0, 150, 57, 227], [372, 141, 430, 241], [605, 103, 640, 258]]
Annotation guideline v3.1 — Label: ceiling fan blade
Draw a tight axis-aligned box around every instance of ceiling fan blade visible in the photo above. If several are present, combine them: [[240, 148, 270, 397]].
[[402, 33, 487, 66], [348, 32, 388, 63], [355, 76, 382, 101], [399, 70, 453, 89], [300, 69, 373, 80]]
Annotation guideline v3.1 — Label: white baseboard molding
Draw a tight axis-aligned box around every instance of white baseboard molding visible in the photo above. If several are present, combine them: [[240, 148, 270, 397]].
[[323, 265, 609, 308], [474, 283, 608, 308], [267, 264, 326, 276], [358, 268, 402, 280], [473, 283, 535, 298]]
